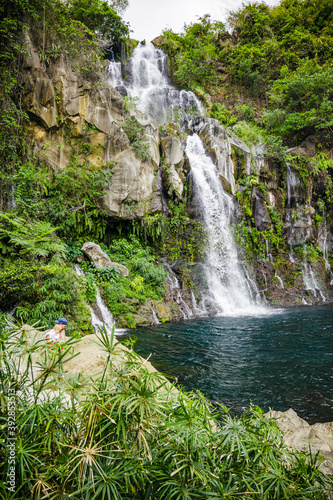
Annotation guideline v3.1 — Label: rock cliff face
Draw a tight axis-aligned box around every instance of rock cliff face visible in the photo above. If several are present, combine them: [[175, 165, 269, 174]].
[[20, 33, 165, 221], [19, 32, 333, 317]]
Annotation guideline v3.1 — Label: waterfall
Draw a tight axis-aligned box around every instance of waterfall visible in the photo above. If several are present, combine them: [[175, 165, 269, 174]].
[[106, 61, 122, 89], [73, 265, 117, 335], [286, 163, 299, 208], [274, 273, 284, 289], [146, 301, 160, 325], [108, 43, 267, 316], [302, 262, 326, 302], [186, 135, 264, 316], [265, 239, 273, 263], [318, 214, 333, 285], [107, 42, 204, 126]]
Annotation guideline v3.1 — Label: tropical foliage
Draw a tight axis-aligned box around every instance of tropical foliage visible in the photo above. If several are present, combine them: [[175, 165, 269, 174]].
[[65, 0, 130, 56], [0, 214, 64, 259], [264, 61, 333, 140], [0, 323, 332, 499], [75, 236, 169, 327], [0, 214, 91, 333], [160, 0, 333, 144], [162, 15, 225, 89]]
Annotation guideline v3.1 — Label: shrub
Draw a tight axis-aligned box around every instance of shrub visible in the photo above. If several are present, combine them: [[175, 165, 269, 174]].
[[0, 325, 332, 499], [210, 102, 237, 127], [264, 61, 333, 139], [131, 258, 168, 289], [121, 116, 151, 161]]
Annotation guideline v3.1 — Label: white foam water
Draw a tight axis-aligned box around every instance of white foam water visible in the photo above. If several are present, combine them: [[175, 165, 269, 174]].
[[146, 301, 160, 325], [107, 42, 204, 126], [73, 265, 121, 335], [302, 263, 326, 302], [186, 135, 266, 316]]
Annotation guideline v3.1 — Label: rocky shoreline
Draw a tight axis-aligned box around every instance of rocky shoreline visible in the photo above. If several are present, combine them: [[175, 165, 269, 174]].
[[266, 408, 333, 477]]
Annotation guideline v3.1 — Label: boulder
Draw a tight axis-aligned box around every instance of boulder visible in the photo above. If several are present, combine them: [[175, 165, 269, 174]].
[[287, 135, 317, 159], [160, 133, 188, 201], [81, 242, 129, 276], [266, 408, 333, 476]]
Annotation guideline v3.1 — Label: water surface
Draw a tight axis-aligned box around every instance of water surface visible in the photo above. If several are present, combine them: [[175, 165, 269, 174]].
[[128, 306, 333, 424]]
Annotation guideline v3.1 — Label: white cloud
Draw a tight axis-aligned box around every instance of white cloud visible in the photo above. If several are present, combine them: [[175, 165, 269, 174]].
[[123, 0, 279, 42]]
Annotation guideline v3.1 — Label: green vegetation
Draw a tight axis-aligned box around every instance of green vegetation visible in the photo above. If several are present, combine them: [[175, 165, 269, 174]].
[[121, 97, 151, 160], [264, 62, 333, 141], [66, 0, 129, 56], [0, 214, 91, 334], [75, 236, 169, 328], [22, 158, 113, 240], [160, 0, 333, 146], [162, 15, 225, 90], [121, 118, 151, 161], [1, 324, 332, 499], [224, 0, 333, 97]]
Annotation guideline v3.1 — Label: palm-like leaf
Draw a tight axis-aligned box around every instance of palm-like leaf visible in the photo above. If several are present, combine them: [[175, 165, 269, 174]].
[[0, 213, 65, 260]]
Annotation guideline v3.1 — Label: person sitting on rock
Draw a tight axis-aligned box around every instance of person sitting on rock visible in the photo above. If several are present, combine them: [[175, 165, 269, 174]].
[[45, 318, 68, 344]]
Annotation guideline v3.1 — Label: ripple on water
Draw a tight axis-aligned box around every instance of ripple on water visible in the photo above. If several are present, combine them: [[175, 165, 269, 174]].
[[128, 305, 333, 424]]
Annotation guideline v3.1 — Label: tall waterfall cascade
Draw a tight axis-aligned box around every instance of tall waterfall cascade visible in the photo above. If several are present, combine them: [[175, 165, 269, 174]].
[[107, 43, 269, 316]]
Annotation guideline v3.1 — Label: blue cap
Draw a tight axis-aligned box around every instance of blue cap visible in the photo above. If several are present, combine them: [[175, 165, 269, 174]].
[[56, 318, 68, 325]]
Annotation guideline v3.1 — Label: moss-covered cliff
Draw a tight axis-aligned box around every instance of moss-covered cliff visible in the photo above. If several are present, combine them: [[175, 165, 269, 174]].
[[1, 0, 333, 334]]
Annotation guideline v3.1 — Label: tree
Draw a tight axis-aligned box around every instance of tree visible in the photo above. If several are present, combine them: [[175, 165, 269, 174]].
[[66, 0, 129, 46], [264, 61, 333, 139]]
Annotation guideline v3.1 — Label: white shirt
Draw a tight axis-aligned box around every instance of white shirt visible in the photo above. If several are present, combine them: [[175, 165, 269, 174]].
[[45, 329, 60, 343]]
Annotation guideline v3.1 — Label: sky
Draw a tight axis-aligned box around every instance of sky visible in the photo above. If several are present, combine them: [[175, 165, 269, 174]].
[[123, 0, 279, 42]]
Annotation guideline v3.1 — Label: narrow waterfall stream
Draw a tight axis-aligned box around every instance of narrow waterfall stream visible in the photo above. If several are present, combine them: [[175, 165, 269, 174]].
[[302, 263, 326, 302], [74, 264, 117, 335], [108, 42, 266, 316]]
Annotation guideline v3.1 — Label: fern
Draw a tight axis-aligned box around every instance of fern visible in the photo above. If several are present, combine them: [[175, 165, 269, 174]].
[[0, 213, 65, 260]]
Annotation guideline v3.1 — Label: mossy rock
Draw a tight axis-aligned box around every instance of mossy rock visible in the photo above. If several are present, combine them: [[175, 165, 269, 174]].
[[163, 122, 182, 140], [232, 145, 246, 180], [277, 261, 302, 288], [151, 299, 173, 322]]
